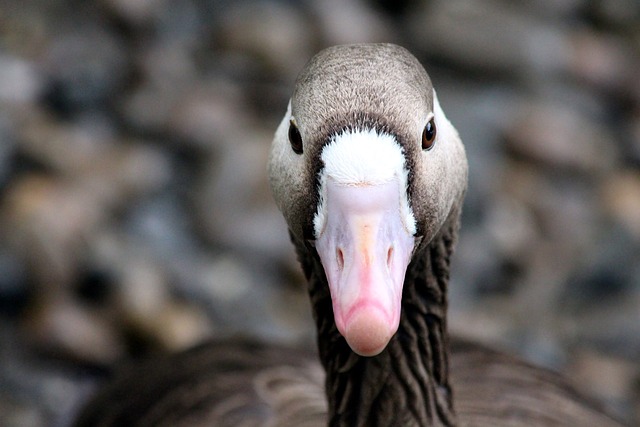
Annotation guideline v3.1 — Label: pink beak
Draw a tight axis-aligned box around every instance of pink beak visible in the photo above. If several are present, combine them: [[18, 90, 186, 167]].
[[315, 177, 415, 356]]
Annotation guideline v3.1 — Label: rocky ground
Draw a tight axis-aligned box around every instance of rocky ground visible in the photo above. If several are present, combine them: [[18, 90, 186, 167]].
[[0, 0, 639, 426]]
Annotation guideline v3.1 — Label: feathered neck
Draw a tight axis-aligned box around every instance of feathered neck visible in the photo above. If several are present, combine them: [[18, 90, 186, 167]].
[[293, 211, 460, 427]]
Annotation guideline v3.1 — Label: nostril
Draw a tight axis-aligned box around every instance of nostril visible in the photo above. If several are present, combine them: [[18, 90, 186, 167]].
[[336, 248, 344, 271], [387, 247, 394, 268]]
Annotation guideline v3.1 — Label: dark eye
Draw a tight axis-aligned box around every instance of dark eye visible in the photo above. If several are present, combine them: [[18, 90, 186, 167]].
[[421, 118, 436, 150], [288, 120, 303, 154]]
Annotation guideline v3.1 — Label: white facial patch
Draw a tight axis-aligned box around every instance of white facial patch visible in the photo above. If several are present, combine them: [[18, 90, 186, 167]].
[[313, 129, 417, 237]]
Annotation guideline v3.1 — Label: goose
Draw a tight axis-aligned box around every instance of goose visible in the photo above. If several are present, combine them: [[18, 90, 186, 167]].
[[74, 43, 626, 427]]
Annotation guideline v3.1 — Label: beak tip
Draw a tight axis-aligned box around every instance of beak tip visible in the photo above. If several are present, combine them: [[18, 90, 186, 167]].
[[342, 307, 398, 357]]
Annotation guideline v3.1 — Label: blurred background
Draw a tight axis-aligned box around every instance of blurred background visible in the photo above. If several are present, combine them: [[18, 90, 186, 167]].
[[0, 0, 639, 425]]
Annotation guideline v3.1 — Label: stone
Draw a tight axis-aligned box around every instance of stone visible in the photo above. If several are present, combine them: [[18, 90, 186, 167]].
[[568, 29, 640, 97], [484, 194, 538, 261], [0, 54, 43, 105], [502, 102, 618, 174], [194, 127, 292, 256], [16, 109, 173, 205], [150, 301, 213, 351], [2, 174, 108, 287], [627, 109, 640, 164], [407, 0, 570, 76], [0, 324, 93, 427], [0, 248, 28, 316], [311, 0, 395, 46], [588, 0, 640, 29], [0, 396, 44, 427], [568, 349, 638, 423], [518, 0, 588, 20], [215, 1, 314, 79], [0, 113, 15, 187], [22, 297, 124, 364], [17, 109, 115, 176], [114, 252, 212, 351], [600, 170, 640, 239], [40, 25, 128, 114], [122, 77, 248, 150], [100, 0, 165, 26]]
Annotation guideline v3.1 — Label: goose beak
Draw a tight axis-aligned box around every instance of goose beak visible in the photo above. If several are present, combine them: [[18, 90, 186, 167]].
[[315, 177, 415, 356]]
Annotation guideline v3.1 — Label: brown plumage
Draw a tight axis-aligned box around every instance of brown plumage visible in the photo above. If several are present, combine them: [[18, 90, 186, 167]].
[[74, 44, 626, 427], [74, 341, 326, 427], [74, 338, 623, 427], [450, 340, 625, 427]]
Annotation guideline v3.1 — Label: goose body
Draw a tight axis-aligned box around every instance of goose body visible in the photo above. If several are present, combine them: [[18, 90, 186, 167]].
[[74, 44, 626, 427]]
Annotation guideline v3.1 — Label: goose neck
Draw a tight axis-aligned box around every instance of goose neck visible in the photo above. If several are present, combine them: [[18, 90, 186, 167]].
[[299, 216, 459, 427]]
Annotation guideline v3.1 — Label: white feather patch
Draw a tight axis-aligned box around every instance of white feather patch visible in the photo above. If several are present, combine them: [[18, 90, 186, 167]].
[[313, 129, 416, 237]]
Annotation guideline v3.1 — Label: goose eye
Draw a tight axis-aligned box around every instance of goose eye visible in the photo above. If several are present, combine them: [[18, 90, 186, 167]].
[[288, 120, 303, 154], [421, 118, 436, 150]]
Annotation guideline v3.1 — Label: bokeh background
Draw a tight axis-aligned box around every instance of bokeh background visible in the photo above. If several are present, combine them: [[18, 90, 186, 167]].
[[0, 0, 639, 425]]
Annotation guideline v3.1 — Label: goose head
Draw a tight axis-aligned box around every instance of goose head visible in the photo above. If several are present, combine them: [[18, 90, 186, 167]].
[[269, 43, 467, 357]]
